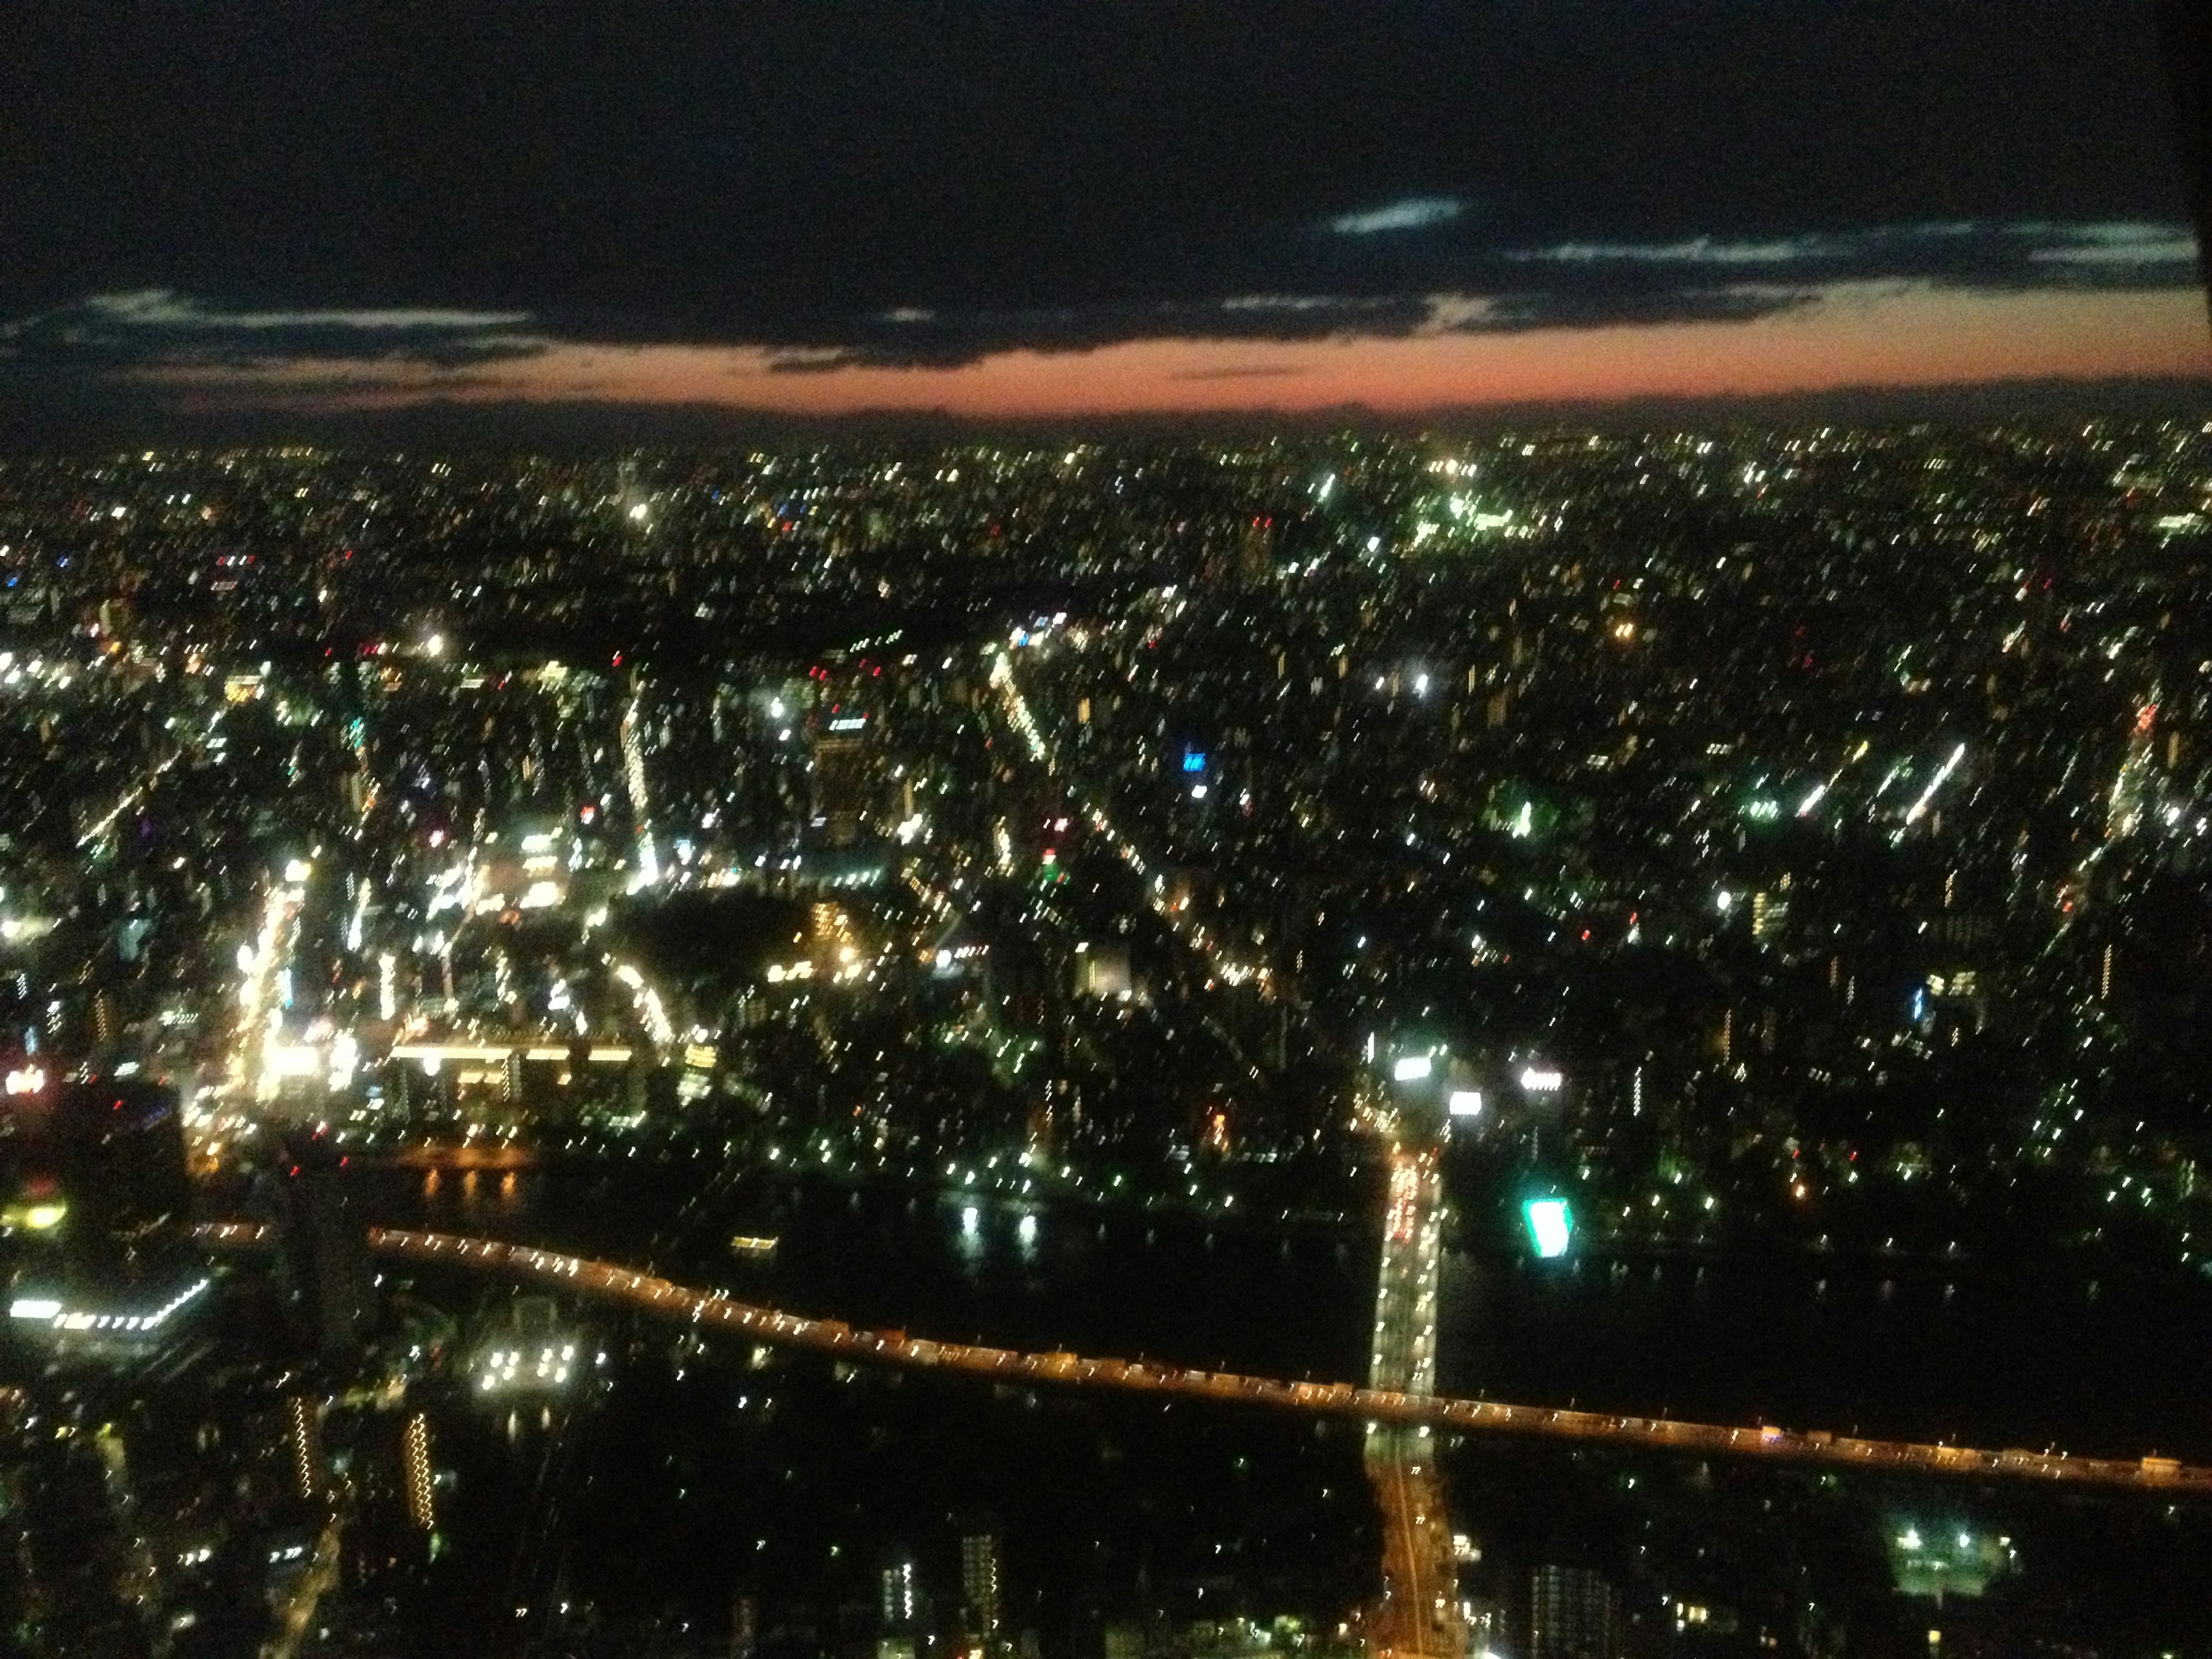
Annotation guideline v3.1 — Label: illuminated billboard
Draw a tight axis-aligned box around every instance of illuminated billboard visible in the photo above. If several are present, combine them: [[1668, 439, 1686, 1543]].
[[1182, 751, 1207, 773], [1523, 1197, 1574, 1259]]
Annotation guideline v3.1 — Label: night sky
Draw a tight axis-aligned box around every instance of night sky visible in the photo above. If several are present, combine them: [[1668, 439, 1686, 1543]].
[[5, 0, 2207, 428]]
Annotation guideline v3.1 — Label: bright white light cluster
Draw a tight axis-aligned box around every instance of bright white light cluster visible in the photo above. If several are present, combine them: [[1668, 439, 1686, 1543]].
[[476, 1340, 578, 1392], [10, 1276, 210, 1333]]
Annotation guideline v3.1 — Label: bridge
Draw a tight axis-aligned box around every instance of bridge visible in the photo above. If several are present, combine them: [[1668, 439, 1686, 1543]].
[[195, 1221, 2212, 1494]]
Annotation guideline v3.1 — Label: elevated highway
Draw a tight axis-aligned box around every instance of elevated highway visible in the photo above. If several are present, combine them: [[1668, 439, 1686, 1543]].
[[196, 1222, 2212, 1494], [1363, 1150, 1461, 1659]]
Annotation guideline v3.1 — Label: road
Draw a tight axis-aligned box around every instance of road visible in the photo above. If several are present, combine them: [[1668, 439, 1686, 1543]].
[[192, 1221, 2212, 1494], [1363, 1150, 1460, 1659]]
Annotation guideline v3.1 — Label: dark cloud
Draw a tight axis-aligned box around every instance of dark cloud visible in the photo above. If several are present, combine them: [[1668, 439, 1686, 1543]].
[[0, 291, 550, 374], [0, 217, 2196, 404], [1, 1, 2188, 331], [0, 0, 2200, 423]]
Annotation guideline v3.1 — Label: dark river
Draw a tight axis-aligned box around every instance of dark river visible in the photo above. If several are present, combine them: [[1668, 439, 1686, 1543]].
[[341, 1157, 2212, 1655], [362, 1157, 2212, 1461]]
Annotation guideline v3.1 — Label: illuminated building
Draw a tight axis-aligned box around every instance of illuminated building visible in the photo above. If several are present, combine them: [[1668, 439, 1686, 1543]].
[[10, 1079, 191, 1247], [960, 1529, 1003, 1637], [1528, 1565, 1617, 1659], [813, 726, 873, 847], [1885, 1521, 2014, 1600], [286, 1394, 328, 1503], [402, 1412, 435, 1531], [880, 1556, 917, 1630], [1, 1078, 203, 1356]]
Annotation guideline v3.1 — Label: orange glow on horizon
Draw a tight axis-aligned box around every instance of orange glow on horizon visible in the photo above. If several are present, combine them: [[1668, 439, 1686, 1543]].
[[149, 282, 2212, 419]]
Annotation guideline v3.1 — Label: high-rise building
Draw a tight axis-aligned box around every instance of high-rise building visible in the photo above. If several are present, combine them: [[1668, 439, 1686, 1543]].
[[1, 1077, 206, 1355], [960, 1531, 1003, 1638], [401, 1412, 435, 1531], [279, 1130, 374, 1361], [881, 1557, 916, 1629], [812, 728, 873, 846], [1529, 1565, 1618, 1659], [285, 1395, 328, 1503], [8, 1078, 191, 1249]]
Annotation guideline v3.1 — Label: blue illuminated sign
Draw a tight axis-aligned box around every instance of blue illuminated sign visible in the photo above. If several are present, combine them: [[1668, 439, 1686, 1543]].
[[1182, 751, 1207, 774]]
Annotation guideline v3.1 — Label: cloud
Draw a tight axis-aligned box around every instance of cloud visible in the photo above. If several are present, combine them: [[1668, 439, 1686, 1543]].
[[1328, 197, 1466, 237], [84, 290, 531, 333], [2027, 222, 2200, 267], [2, 220, 2202, 423], [1512, 236, 1840, 267], [1422, 286, 1820, 333], [1, 290, 548, 378], [1508, 221, 2201, 287]]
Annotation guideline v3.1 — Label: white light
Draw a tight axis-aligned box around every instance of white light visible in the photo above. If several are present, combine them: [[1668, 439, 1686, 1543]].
[[9, 1299, 60, 1320], [1448, 1090, 1483, 1118], [4, 1066, 45, 1096], [283, 859, 312, 884], [1393, 1055, 1433, 1082], [1905, 743, 1968, 825], [961, 1206, 980, 1234], [1190, 783, 1208, 800], [1518, 1066, 1564, 1093]]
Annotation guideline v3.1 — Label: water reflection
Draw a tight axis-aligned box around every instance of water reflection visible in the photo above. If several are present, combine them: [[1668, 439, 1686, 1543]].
[[955, 1203, 985, 1273]]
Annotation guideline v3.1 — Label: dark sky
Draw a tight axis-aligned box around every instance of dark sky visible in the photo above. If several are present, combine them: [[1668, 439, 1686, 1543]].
[[3, 1, 2206, 423]]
